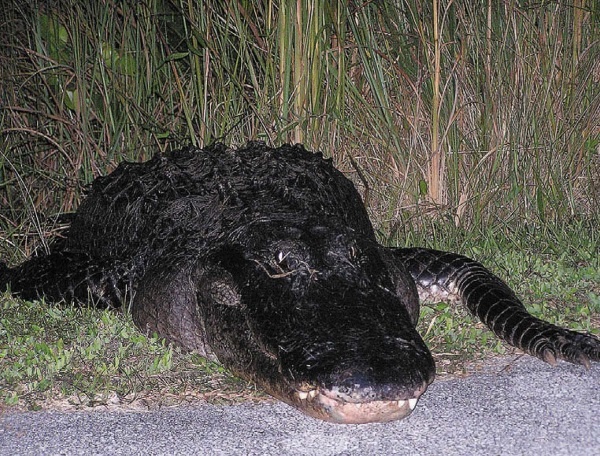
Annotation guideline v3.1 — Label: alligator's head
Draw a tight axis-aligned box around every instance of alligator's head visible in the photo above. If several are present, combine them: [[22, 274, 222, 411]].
[[198, 218, 436, 424]]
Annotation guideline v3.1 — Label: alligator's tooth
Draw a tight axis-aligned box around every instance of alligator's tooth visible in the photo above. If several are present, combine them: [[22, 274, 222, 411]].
[[408, 398, 418, 410], [297, 389, 317, 400], [397, 400, 406, 407]]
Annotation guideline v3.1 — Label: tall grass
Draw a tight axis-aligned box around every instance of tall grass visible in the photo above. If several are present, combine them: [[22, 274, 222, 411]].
[[1, 0, 598, 260]]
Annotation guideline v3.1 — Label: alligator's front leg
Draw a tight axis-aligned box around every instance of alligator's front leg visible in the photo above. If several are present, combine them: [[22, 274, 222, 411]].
[[386, 247, 600, 367]]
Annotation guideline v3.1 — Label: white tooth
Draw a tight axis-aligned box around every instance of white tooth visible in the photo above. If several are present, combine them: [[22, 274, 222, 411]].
[[397, 400, 406, 407], [308, 389, 318, 399], [408, 398, 418, 410], [298, 391, 308, 400]]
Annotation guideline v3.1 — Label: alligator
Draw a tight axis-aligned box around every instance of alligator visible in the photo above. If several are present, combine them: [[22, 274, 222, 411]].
[[1, 142, 599, 424]]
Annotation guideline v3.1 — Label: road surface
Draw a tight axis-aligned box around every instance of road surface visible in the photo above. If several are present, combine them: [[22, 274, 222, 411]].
[[1, 356, 598, 455]]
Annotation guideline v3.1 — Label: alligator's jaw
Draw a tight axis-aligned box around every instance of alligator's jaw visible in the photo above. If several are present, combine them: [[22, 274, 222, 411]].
[[280, 382, 429, 424], [304, 394, 419, 424]]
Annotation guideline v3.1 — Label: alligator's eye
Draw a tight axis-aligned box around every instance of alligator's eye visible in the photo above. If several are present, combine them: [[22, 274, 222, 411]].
[[270, 241, 313, 276], [276, 250, 297, 268], [277, 251, 287, 263], [325, 241, 359, 267], [276, 250, 303, 270], [277, 250, 293, 266]]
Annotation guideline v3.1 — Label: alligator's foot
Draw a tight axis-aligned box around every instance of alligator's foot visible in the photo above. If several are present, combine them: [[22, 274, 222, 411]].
[[536, 328, 600, 369]]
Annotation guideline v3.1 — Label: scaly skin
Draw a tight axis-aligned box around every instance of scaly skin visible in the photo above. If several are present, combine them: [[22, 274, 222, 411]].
[[392, 247, 600, 368], [1, 143, 598, 423]]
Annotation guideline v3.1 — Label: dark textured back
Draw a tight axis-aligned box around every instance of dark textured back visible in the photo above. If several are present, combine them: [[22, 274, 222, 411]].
[[3, 142, 375, 305], [66, 142, 374, 263]]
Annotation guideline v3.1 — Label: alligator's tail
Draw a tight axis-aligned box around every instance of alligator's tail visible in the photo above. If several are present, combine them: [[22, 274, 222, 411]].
[[390, 247, 600, 368], [0, 252, 127, 308]]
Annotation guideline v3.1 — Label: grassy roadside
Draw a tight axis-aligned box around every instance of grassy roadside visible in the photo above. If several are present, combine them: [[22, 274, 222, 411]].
[[2, 225, 598, 411], [0, 297, 263, 412]]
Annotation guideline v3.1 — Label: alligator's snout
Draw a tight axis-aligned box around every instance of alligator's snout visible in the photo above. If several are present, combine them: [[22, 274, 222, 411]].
[[278, 335, 435, 424]]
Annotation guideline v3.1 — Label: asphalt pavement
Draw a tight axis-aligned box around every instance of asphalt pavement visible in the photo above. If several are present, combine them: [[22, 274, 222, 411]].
[[1, 356, 599, 455]]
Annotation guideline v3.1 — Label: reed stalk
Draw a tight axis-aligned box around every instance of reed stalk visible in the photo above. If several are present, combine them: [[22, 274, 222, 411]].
[[1, 0, 598, 259]]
